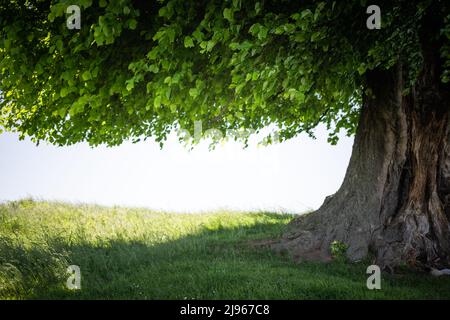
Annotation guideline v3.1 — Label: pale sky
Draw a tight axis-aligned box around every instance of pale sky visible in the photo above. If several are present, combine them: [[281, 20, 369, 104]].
[[0, 125, 353, 213]]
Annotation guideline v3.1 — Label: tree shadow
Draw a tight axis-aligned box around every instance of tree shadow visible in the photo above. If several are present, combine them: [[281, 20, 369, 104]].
[[1, 212, 450, 299]]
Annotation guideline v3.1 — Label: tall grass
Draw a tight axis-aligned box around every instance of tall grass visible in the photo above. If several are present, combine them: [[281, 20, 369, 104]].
[[1, 199, 449, 299]]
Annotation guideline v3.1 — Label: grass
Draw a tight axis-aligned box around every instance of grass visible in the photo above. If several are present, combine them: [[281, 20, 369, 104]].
[[1, 199, 449, 300]]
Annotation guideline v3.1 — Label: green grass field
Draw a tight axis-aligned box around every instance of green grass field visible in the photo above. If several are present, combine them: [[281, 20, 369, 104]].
[[1, 199, 449, 300]]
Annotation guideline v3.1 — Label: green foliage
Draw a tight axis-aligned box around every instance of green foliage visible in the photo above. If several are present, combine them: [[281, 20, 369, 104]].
[[1, 200, 450, 299], [330, 240, 348, 262], [0, 1, 448, 146]]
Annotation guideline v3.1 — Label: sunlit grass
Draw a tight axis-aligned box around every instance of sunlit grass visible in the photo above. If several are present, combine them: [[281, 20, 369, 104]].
[[1, 199, 449, 299]]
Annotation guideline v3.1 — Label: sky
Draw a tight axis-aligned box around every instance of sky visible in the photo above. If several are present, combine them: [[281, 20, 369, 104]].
[[0, 125, 353, 213]]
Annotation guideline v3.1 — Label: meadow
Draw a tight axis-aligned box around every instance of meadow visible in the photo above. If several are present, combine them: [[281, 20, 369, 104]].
[[1, 199, 449, 299]]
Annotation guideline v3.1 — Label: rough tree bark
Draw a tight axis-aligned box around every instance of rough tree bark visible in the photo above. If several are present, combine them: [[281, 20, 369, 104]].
[[273, 13, 450, 270]]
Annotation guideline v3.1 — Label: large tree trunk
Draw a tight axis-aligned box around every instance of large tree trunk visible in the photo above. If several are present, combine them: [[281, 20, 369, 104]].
[[273, 16, 450, 270]]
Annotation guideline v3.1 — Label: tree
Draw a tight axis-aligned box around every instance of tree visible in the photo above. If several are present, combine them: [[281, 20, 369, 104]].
[[0, 0, 449, 270]]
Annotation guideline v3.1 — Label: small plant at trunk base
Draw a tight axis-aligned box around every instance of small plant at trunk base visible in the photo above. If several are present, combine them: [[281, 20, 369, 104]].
[[330, 241, 348, 262]]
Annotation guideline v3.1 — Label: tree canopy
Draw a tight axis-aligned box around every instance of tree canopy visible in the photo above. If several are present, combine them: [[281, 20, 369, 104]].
[[0, 0, 448, 146]]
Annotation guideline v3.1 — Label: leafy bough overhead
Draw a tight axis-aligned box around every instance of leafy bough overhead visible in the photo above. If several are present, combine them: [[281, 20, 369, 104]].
[[1, 0, 445, 147]]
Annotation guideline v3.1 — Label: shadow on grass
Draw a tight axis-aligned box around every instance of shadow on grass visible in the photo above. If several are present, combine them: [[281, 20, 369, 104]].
[[1, 212, 450, 300]]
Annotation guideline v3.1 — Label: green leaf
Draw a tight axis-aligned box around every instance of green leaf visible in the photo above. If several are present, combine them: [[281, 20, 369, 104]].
[[257, 26, 268, 40], [193, 29, 203, 41], [81, 71, 91, 81], [189, 88, 199, 98], [311, 31, 321, 42], [167, 28, 176, 43], [301, 9, 313, 19], [126, 80, 134, 91], [56, 39, 63, 51], [357, 64, 367, 75], [223, 8, 233, 22], [60, 87, 69, 98], [184, 36, 194, 48], [255, 2, 261, 14], [98, 16, 106, 28], [79, 0, 93, 9], [148, 64, 159, 73], [154, 95, 161, 108], [206, 40, 216, 52], [249, 23, 260, 36], [128, 19, 137, 30]]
